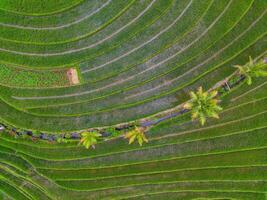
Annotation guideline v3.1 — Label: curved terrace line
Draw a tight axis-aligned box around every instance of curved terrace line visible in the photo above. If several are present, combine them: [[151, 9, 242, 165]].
[[5, 80, 266, 152], [53, 165, 267, 182], [2, 116, 265, 164], [2, 95, 264, 151], [11, 42, 259, 118], [2, 134, 266, 174], [7, 1, 230, 109], [123, 47, 267, 103], [0, 0, 157, 56], [3, 126, 267, 165], [81, 0, 193, 73], [0, 0, 135, 47], [1, 148, 264, 195], [0, 179, 33, 199], [0, 0, 112, 30], [126, 8, 267, 99], [1, 101, 266, 175], [32, 147, 267, 172], [151, 109, 267, 141], [0, 163, 53, 200], [5, 89, 265, 149], [34, 147, 267, 171], [0, 0, 85, 17], [231, 80, 267, 102], [28, 180, 267, 193], [52, 164, 267, 182], [0, 126, 260, 160], [0, 0, 199, 93], [11, 0, 232, 100], [112, 190, 264, 199]]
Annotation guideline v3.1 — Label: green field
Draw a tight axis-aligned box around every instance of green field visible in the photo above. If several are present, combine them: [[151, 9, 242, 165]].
[[0, 0, 267, 199]]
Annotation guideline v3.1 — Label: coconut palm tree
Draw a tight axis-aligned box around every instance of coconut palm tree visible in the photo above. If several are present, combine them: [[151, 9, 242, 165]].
[[184, 87, 222, 126], [234, 57, 267, 85], [79, 131, 101, 149], [125, 126, 148, 146]]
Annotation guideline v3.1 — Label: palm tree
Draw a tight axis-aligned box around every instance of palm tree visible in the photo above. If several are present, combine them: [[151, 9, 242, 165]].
[[184, 87, 222, 126], [125, 126, 148, 146], [79, 131, 101, 149], [234, 57, 267, 85]]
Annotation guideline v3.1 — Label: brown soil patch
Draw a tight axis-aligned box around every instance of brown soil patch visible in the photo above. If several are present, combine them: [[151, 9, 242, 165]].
[[67, 68, 80, 85]]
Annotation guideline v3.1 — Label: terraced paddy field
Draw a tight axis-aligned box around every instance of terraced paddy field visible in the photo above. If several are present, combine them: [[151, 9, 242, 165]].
[[0, 0, 267, 199]]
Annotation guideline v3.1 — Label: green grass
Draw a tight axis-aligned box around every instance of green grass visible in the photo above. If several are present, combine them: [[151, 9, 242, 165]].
[[0, 64, 70, 88]]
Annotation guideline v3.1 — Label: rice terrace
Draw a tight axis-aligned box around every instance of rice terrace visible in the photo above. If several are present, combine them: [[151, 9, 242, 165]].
[[0, 0, 267, 199]]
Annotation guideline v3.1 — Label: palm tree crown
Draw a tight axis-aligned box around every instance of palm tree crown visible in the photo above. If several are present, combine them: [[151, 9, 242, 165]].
[[184, 87, 222, 126], [125, 126, 148, 146], [79, 131, 101, 149], [234, 57, 267, 85]]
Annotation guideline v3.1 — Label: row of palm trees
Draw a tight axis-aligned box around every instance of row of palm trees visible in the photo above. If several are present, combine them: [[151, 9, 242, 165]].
[[79, 126, 148, 149], [80, 57, 267, 149], [184, 57, 267, 125]]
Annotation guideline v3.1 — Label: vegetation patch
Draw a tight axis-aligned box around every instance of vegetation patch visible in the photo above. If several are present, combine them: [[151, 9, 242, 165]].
[[0, 64, 71, 88]]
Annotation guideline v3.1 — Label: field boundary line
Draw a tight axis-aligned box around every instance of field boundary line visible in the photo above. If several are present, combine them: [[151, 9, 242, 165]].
[[0, 0, 112, 30]]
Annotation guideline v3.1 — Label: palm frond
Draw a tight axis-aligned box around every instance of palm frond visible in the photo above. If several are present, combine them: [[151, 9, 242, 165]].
[[186, 87, 222, 125], [125, 127, 148, 146], [234, 57, 267, 85], [79, 131, 101, 149]]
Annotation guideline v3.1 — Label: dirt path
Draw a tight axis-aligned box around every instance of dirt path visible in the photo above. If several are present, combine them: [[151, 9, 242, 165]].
[[67, 68, 80, 85]]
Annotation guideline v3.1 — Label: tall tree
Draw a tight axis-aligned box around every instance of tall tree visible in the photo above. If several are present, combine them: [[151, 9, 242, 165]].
[[79, 131, 101, 149], [184, 87, 222, 125], [125, 127, 148, 146], [235, 57, 267, 85]]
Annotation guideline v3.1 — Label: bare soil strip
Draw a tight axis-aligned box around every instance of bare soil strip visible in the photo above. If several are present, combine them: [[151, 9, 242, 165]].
[[67, 68, 80, 85]]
